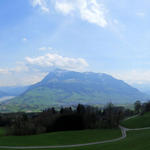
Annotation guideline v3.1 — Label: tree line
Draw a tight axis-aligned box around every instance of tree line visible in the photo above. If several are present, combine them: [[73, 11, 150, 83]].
[[0, 103, 135, 136], [134, 100, 150, 115]]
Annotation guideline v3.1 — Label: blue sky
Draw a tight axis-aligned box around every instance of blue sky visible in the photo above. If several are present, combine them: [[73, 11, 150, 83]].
[[1, 0, 150, 86]]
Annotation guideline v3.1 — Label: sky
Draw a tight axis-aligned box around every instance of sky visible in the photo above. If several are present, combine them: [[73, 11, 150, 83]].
[[1, 0, 150, 86]]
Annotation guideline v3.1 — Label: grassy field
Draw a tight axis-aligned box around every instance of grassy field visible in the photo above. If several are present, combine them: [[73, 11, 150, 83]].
[[0, 128, 121, 146], [50, 129, 150, 150], [121, 112, 150, 128], [0, 129, 150, 150], [0, 127, 7, 136], [1, 112, 150, 150]]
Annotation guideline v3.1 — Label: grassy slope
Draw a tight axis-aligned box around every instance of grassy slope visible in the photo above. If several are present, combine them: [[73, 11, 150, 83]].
[[0, 113, 150, 150], [0, 128, 121, 146], [2, 86, 133, 112], [121, 112, 150, 128], [1, 113, 150, 150], [9, 87, 113, 105]]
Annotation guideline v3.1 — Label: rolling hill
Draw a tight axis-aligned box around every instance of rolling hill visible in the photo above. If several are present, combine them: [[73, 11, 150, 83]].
[[121, 112, 150, 128], [0, 69, 148, 112]]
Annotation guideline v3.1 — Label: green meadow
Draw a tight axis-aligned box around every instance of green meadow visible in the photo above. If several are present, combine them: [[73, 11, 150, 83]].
[[1, 112, 150, 150], [0, 128, 120, 146], [0, 129, 150, 150], [121, 112, 150, 128]]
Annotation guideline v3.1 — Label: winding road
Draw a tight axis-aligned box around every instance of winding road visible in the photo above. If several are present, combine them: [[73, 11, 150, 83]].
[[0, 125, 148, 149], [0, 113, 150, 150], [0, 126, 126, 149]]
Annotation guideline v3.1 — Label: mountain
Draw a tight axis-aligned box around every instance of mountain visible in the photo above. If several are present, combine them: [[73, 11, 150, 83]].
[[0, 86, 29, 96], [1, 69, 148, 112]]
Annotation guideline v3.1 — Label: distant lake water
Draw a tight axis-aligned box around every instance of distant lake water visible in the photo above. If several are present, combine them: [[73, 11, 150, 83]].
[[0, 96, 15, 102]]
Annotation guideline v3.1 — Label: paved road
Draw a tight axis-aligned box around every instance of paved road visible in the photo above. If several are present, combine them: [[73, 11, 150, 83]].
[[128, 127, 150, 131], [0, 125, 149, 149], [123, 114, 139, 121], [0, 126, 127, 149]]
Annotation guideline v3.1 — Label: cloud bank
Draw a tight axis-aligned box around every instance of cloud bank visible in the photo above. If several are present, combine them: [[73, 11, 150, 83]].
[[31, 0, 108, 27], [31, 0, 49, 12], [0, 53, 88, 86], [25, 53, 89, 72], [55, 0, 107, 27]]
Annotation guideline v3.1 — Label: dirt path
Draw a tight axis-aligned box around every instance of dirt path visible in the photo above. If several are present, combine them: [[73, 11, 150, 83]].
[[0, 123, 149, 149]]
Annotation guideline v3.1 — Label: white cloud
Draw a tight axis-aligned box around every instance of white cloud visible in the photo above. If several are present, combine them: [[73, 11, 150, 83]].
[[78, 0, 107, 27], [0, 63, 47, 86], [31, 0, 107, 27], [136, 12, 145, 17], [0, 53, 88, 86], [31, 0, 49, 12], [25, 53, 89, 72], [55, 1, 74, 15], [39, 47, 47, 51], [55, 0, 107, 27], [22, 38, 27, 42], [39, 46, 53, 51], [10, 64, 29, 73]]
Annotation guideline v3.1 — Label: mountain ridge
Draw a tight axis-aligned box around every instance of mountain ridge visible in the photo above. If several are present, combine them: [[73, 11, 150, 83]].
[[0, 69, 148, 112]]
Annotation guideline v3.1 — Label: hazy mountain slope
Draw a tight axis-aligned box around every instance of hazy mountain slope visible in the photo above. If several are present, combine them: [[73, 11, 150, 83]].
[[2, 69, 148, 112]]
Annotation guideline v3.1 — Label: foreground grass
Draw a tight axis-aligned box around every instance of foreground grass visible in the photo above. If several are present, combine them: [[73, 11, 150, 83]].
[[0, 128, 7, 137], [0, 128, 121, 146], [54, 129, 150, 150], [121, 112, 150, 128], [0, 129, 150, 150]]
